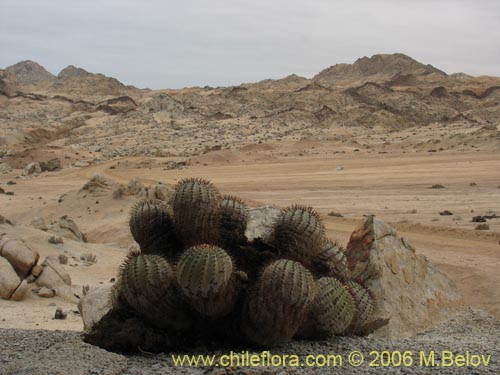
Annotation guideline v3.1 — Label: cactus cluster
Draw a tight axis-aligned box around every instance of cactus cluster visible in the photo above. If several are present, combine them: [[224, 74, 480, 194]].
[[84, 178, 376, 353]]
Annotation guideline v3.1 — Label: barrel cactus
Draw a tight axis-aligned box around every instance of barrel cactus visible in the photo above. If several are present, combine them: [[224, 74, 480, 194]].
[[242, 259, 316, 346], [171, 177, 220, 246], [129, 199, 180, 256], [83, 178, 378, 353], [264, 205, 325, 265], [176, 244, 240, 318]]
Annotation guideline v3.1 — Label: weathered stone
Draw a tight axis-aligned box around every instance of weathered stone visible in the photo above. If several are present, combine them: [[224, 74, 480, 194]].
[[0, 256, 22, 299], [41, 256, 72, 285], [11, 279, 30, 301], [31, 264, 43, 277], [0, 238, 39, 278], [245, 205, 281, 241], [345, 215, 464, 338], [22, 162, 42, 176], [40, 158, 61, 172], [31, 216, 48, 231], [48, 215, 86, 242], [126, 177, 145, 196], [150, 183, 172, 201], [78, 285, 113, 331], [37, 286, 56, 298], [36, 256, 76, 302], [54, 307, 67, 320]]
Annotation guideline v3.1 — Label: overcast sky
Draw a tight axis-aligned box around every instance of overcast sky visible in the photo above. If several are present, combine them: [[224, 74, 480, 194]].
[[1, 0, 499, 89]]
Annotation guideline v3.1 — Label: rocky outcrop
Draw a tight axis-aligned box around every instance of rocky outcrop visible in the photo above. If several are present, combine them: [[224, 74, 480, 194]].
[[48, 215, 86, 242], [22, 162, 42, 176], [345, 215, 464, 337], [245, 205, 281, 241], [78, 285, 113, 331], [35, 256, 76, 302], [5, 60, 55, 86], [40, 158, 61, 172], [0, 257, 21, 300], [0, 237, 39, 278]]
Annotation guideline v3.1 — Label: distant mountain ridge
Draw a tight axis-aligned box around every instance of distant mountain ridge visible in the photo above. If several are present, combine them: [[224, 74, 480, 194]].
[[5, 60, 55, 86], [313, 53, 447, 85], [2, 61, 136, 98]]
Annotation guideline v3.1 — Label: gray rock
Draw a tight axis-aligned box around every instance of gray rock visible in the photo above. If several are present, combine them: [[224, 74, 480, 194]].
[[22, 161, 42, 176], [78, 285, 113, 331], [31, 216, 48, 231], [0, 257, 22, 300], [41, 256, 72, 285], [0, 237, 39, 278], [40, 158, 61, 172], [48, 215, 86, 242], [31, 264, 43, 277], [245, 205, 281, 241], [126, 177, 145, 196], [345, 215, 464, 338], [35, 256, 76, 302], [37, 286, 55, 298]]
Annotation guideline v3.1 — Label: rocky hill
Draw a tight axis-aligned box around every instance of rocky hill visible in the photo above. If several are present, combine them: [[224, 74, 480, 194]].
[[0, 53, 499, 159], [5, 60, 55, 87], [313, 53, 447, 86]]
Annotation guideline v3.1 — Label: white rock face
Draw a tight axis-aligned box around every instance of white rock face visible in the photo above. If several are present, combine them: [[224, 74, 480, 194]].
[[344, 215, 464, 338], [245, 205, 281, 241]]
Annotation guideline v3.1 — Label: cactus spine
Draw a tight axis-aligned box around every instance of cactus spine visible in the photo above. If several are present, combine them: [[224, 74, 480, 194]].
[[242, 259, 316, 346], [265, 205, 325, 264], [344, 281, 375, 335], [116, 252, 191, 331], [298, 277, 355, 338], [129, 199, 179, 256], [219, 195, 249, 246], [312, 241, 349, 281], [171, 178, 220, 246], [176, 244, 238, 318]]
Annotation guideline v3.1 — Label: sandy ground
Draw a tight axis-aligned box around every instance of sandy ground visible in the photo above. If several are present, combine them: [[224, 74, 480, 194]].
[[1, 148, 500, 331]]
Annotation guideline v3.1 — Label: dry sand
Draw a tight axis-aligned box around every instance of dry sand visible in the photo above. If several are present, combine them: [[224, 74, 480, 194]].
[[1, 147, 499, 332]]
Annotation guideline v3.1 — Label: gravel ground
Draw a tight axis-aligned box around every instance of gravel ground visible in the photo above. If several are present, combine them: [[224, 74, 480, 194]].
[[1, 309, 499, 375]]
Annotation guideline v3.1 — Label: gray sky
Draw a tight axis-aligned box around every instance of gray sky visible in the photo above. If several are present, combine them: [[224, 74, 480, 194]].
[[1, 0, 499, 89]]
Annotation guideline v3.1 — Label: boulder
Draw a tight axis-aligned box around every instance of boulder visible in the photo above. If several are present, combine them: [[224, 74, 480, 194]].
[[344, 215, 464, 338], [35, 256, 76, 302], [245, 205, 281, 241], [31, 216, 48, 231], [10, 279, 31, 301], [22, 162, 42, 176], [48, 215, 86, 242], [80, 175, 112, 196], [37, 286, 56, 298], [41, 256, 72, 285], [40, 158, 61, 172], [126, 177, 145, 196], [149, 183, 172, 201], [0, 256, 22, 299], [0, 237, 39, 278], [78, 285, 113, 331]]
